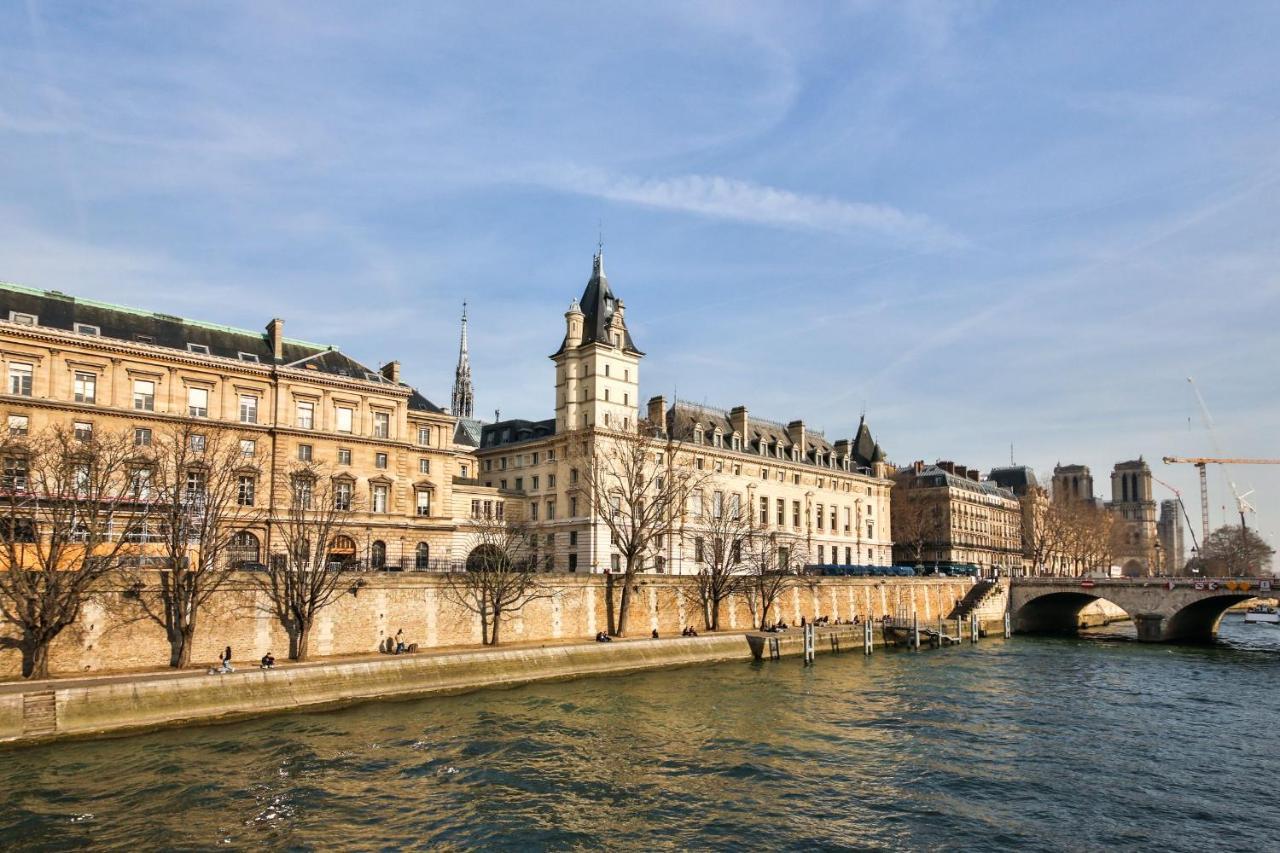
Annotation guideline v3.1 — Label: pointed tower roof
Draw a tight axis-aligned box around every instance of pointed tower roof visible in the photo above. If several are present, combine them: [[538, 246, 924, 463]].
[[451, 301, 474, 419], [554, 250, 642, 356]]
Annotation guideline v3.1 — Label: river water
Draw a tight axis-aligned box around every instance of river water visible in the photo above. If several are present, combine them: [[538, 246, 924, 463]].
[[2, 615, 1277, 851]]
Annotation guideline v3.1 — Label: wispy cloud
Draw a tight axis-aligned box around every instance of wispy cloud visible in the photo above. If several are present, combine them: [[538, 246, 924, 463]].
[[541, 165, 964, 249]]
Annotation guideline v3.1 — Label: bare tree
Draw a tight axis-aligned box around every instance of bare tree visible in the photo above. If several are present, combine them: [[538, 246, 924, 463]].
[[741, 531, 807, 629], [680, 487, 751, 631], [0, 426, 145, 678], [891, 490, 941, 567], [1200, 525, 1275, 577], [1022, 487, 1067, 575], [581, 423, 707, 636], [442, 515, 551, 645], [253, 463, 360, 660], [129, 423, 265, 668]]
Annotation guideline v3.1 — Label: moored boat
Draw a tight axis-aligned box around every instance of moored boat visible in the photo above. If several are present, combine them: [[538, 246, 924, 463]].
[[1243, 604, 1279, 625]]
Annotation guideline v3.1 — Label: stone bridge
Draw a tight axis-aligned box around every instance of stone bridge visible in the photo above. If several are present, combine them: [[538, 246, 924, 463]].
[[1009, 577, 1274, 642]]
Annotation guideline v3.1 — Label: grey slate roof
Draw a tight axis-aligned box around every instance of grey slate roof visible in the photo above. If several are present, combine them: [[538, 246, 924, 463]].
[[899, 464, 1018, 500], [0, 281, 445, 411], [988, 465, 1039, 495], [553, 253, 641, 356], [453, 417, 484, 447], [666, 402, 886, 473], [480, 418, 557, 448]]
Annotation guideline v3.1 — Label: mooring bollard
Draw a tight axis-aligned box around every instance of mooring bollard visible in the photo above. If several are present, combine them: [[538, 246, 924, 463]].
[[911, 611, 919, 650], [802, 623, 815, 665], [863, 618, 873, 655], [971, 613, 980, 643]]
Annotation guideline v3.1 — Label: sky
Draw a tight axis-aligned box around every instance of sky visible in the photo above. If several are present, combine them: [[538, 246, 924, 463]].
[[2, 1, 1278, 554]]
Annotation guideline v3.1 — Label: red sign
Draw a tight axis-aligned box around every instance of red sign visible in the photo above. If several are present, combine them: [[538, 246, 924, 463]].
[[1080, 579, 1096, 589]]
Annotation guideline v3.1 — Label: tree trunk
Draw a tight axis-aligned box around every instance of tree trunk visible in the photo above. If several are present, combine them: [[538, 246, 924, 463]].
[[604, 573, 617, 636], [21, 641, 50, 680], [290, 621, 312, 661], [489, 608, 501, 646], [710, 599, 721, 632], [615, 580, 632, 637]]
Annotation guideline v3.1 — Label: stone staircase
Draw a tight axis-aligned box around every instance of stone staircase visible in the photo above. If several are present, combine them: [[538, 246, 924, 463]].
[[946, 580, 1001, 620], [22, 690, 57, 737]]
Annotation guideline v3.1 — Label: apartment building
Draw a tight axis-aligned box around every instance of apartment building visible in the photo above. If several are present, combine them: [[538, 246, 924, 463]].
[[892, 460, 1023, 574], [0, 282, 502, 570]]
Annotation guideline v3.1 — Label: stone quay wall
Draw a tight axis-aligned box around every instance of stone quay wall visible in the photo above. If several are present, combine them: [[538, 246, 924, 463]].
[[0, 574, 975, 680]]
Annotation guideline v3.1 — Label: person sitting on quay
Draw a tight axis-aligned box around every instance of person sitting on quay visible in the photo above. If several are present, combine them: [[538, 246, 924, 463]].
[[209, 646, 234, 675], [260, 652, 275, 670], [595, 631, 612, 643], [651, 629, 660, 639]]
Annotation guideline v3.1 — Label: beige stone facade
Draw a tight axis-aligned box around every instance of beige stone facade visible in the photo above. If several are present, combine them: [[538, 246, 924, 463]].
[[892, 460, 1023, 574], [0, 282, 503, 569], [473, 253, 895, 575]]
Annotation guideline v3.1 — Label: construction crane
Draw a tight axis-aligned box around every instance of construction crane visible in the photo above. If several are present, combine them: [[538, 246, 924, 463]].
[[1148, 472, 1200, 556], [1161, 456, 1280, 543]]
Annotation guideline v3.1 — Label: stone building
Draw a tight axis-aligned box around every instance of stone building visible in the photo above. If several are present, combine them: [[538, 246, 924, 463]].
[[1106, 458, 1159, 576], [1157, 499, 1186, 573], [0, 282, 503, 570], [1052, 463, 1098, 506], [474, 252, 895, 574], [892, 461, 1023, 574]]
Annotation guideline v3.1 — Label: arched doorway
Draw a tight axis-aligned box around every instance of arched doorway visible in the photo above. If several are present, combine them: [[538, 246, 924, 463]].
[[229, 530, 260, 568], [371, 540, 387, 570], [327, 534, 357, 568], [415, 542, 430, 569]]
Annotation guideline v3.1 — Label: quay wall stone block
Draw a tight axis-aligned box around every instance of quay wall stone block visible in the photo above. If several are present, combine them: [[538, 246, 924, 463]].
[[1, 575, 974, 680]]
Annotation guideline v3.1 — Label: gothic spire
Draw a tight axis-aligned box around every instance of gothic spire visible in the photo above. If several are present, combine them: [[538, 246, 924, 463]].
[[451, 302, 474, 419]]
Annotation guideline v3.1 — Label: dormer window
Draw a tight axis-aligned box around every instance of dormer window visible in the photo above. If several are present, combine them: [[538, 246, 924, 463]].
[[134, 333, 154, 344], [8, 311, 37, 326], [187, 343, 210, 355], [238, 352, 259, 363], [693, 426, 704, 445], [75, 323, 100, 336], [713, 429, 723, 448]]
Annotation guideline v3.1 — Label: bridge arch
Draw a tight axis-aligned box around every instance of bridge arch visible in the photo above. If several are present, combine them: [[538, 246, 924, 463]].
[[1162, 594, 1255, 642], [1011, 591, 1131, 636]]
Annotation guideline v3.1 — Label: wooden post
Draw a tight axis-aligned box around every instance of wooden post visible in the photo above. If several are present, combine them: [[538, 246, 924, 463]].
[[863, 618, 873, 655], [971, 613, 980, 643], [1003, 611, 1012, 638], [912, 611, 919, 650], [803, 623, 815, 664]]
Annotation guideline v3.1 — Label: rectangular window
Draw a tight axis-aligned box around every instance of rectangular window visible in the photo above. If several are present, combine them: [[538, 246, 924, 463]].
[[568, 553, 578, 572], [712, 491, 723, 519], [75, 323, 100, 336], [373, 411, 390, 438], [240, 438, 256, 457], [530, 502, 539, 521], [8, 311, 36, 326], [776, 498, 784, 526], [2, 455, 29, 491], [792, 500, 801, 527], [187, 343, 210, 355], [238, 352, 259, 363], [298, 444, 312, 462], [132, 379, 155, 411], [73, 421, 93, 442], [372, 484, 388, 513], [294, 478, 314, 510], [515, 477, 524, 491], [416, 490, 431, 517], [296, 401, 314, 429], [845, 547, 852, 564], [338, 448, 351, 466], [187, 387, 208, 418], [417, 425, 430, 446], [569, 531, 578, 547], [73, 371, 96, 404], [695, 537, 705, 563], [419, 458, 430, 474], [548, 474, 556, 488], [336, 406, 353, 434], [375, 452, 388, 469], [759, 496, 768, 525], [570, 496, 578, 517], [8, 415, 28, 436], [818, 545, 825, 563], [8, 364, 33, 397], [239, 395, 258, 424], [129, 467, 151, 500], [471, 499, 481, 519], [817, 504, 824, 531], [237, 475, 255, 506], [531, 475, 540, 490], [546, 500, 556, 520], [335, 482, 352, 511]]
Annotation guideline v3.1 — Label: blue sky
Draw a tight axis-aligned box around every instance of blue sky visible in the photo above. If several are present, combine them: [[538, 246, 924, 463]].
[[3, 1, 1278, 553]]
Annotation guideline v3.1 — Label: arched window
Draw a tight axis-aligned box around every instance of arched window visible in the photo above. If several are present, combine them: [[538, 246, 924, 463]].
[[230, 530, 260, 567], [371, 540, 387, 569], [328, 534, 357, 567], [415, 542, 430, 569]]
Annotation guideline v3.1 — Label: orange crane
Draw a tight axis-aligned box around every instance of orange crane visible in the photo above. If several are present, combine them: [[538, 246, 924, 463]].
[[1161, 456, 1280, 543]]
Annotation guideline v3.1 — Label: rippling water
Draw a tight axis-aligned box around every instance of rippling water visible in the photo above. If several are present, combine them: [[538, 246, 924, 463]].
[[3, 615, 1278, 851]]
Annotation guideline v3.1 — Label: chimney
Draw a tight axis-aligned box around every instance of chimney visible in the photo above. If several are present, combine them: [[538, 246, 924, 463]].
[[938, 460, 955, 475], [266, 318, 284, 361], [914, 460, 925, 474], [786, 420, 806, 457], [955, 465, 968, 480], [968, 469, 981, 482], [729, 406, 749, 444], [380, 360, 401, 383], [647, 395, 666, 430]]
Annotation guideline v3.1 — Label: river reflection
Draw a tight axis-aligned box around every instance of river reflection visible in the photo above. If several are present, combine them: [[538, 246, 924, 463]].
[[2, 615, 1278, 851]]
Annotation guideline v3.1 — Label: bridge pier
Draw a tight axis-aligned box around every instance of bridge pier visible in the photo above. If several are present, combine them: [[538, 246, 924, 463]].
[[1132, 613, 1166, 642]]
